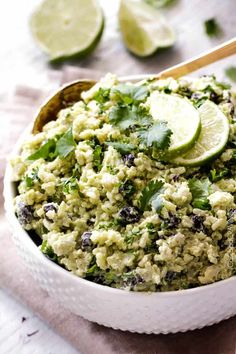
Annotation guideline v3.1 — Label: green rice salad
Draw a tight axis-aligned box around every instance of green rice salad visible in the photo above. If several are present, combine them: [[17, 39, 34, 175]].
[[11, 74, 236, 291]]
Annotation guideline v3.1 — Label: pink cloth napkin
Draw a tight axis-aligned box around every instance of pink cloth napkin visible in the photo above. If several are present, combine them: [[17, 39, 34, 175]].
[[0, 66, 235, 354]]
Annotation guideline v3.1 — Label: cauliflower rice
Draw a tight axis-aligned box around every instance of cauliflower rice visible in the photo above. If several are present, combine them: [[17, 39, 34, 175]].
[[11, 74, 236, 291]]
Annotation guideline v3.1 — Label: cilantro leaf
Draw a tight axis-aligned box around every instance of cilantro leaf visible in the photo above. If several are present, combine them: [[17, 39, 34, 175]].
[[106, 142, 136, 155], [93, 145, 104, 172], [62, 177, 79, 193], [27, 128, 76, 161], [209, 168, 230, 183], [204, 18, 221, 37], [119, 180, 136, 199], [41, 240, 58, 262], [109, 105, 137, 130], [225, 66, 236, 83], [93, 88, 110, 104], [188, 178, 211, 210], [109, 103, 152, 131], [138, 121, 172, 150], [55, 128, 76, 158], [112, 84, 148, 105], [25, 168, 39, 188], [27, 139, 56, 161], [140, 180, 164, 212]]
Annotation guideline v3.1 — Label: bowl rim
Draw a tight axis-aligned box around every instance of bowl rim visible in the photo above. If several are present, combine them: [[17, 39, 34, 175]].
[[3, 74, 236, 298]]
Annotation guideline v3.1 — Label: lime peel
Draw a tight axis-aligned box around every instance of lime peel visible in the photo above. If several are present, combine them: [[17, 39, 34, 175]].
[[119, 0, 175, 57], [171, 100, 230, 166]]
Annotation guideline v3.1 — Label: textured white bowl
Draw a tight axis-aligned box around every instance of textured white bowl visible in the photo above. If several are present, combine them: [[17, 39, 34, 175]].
[[3, 75, 236, 334]]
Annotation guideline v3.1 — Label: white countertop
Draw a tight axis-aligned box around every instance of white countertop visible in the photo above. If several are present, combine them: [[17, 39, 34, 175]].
[[0, 0, 235, 353]]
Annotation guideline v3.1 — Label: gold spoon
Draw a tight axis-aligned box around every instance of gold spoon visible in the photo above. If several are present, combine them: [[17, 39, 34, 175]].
[[33, 37, 236, 133]]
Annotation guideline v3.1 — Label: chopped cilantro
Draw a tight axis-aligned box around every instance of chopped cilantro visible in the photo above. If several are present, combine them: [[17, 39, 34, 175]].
[[41, 240, 58, 262], [140, 180, 164, 212], [225, 67, 236, 83], [106, 141, 136, 155], [27, 128, 76, 161], [93, 145, 104, 172], [188, 178, 211, 210], [93, 88, 110, 104], [112, 84, 149, 105], [210, 168, 230, 182], [138, 121, 172, 151], [27, 139, 56, 161], [119, 180, 136, 199], [62, 176, 79, 193], [204, 18, 221, 37], [124, 228, 141, 245], [55, 128, 76, 158], [25, 168, 39, 187]]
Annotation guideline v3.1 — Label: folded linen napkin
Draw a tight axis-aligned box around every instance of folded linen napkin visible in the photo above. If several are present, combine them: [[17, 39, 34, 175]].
[[0, 66, 235, 354]]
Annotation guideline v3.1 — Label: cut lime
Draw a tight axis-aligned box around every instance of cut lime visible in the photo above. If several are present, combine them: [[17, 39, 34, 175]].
[[148, 92, 201, 156], [30, 0, 104, 62], [171, 101, 230, 166], [118, 0, 175, 57]]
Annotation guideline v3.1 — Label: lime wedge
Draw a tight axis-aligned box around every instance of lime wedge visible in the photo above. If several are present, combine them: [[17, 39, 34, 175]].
[[171, 101, 230, 166], [148, 92, 201, 156], [118, 0, 175, 57], [30, 0, 104, 62]]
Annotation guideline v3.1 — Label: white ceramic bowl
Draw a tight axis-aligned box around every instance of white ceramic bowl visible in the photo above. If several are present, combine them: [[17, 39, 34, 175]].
[[3, 75, 236, 334]]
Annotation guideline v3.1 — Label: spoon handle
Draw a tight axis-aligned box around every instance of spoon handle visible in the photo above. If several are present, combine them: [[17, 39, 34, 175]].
[[157, 37, 236, 79]]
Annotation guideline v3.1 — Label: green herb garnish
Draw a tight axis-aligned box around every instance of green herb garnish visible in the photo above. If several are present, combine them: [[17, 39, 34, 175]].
[[138, 121, 172, 151], [119, 180, 136, 199], [210, 168, 230, 182], [112, 84, 149, 105], [140, 180, 164, 212], [106, 142, 136, 155], [25, 168, 39, 187], [188, 178, 211, 210], [27, 128, 76, 161], [93, 145, 104, 172], [55, 128, 76, 158], [93, 88, 110, 104], [41, 240, 58, 262], [27, 139, 56, 161], [204, 18, 221, 37]]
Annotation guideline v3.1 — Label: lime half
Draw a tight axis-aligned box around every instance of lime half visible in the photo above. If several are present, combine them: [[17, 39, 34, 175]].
[[119, 0, 175, 57], [171, 101, 230, 166], [30, 0, 104, 62], [148, 93, 201, 156]]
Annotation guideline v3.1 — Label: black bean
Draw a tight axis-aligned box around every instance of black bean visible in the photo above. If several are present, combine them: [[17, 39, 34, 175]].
[[191, 92, 204, 100], [165, 271, 179, 282], [43, 203, 57, 213], [17, 202, 34, 226], [123, 154, 135, 167], [123, 273, 144, 289], [210, 91, 221, 103], [192, 215, 205, 232], [163, 212, 180, 229], [119, 206, 140, 225], [81, 231, 92, 250], [172, 174, 180, 182]]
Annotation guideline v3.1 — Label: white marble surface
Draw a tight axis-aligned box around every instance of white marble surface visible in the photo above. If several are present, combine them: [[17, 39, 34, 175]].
[[0, 0, 235, 353], [0, 290, 79, 354]]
